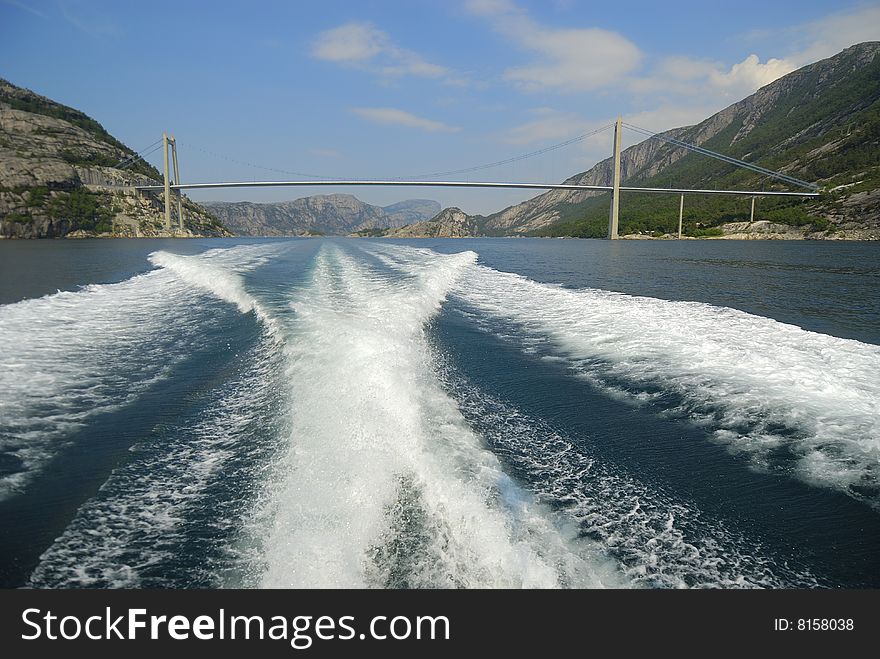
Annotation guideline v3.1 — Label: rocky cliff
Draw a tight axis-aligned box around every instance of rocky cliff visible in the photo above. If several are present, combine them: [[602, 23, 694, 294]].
[[0, 78, 230, 239], [202, 196, 440, 236], [477, 42, 880, 239], [379, 207, 478, 238]]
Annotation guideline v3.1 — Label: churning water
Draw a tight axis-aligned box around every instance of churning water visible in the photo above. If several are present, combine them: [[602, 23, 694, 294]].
[[0, 237, 878, 588]]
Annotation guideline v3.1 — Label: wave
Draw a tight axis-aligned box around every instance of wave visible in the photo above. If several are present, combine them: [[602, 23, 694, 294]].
[[0, 270, 194, 500], [437, 359, 818, 587], [255, 243, 625, 588], [147, 242, 289, 322], [368, 244, 880, 505], [29, 327, 287, 588], [0, 243, 281, 501], [453, 266, 879, 503], [149, 252, 256, 314], [19, 240, 871, 589]]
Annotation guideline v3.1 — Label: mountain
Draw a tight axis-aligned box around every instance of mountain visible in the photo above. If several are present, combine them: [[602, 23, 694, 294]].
[[381, 199, 442, 226], [202, 196, 440, 236], [471, 42, 880, 240], [0, 78, 230, 239], [379, 207, 478, 238]]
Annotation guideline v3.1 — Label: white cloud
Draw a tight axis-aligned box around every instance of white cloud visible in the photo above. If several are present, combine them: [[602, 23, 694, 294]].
[[311, 21, 461, 83], [632, 45, 823, 113], [465, 0, 641, 92], [657, 56, 719, 81], [311, 23, 386, 63], [708, 54, 796, 94], [350, 107, 460, 133], [505, 27, 642, 92], [650, 4, 880, 103], [634, 52, 796, 102], [687, 4, 880, 102], [466, 0, 879, 121]]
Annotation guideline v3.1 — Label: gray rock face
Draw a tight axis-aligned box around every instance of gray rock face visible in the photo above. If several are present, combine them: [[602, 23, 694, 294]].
[[382, 207, 478, 238], [0, 154, 80, 190], [0, 78, 230, 238], [814, 188, 880, 238], [203, 195, 441, 236]]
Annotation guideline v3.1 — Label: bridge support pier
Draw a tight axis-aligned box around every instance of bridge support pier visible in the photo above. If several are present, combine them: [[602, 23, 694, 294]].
[[750, 196, 755, 222], [163, 133, 171, 231], [608, 116, 622, 240], [172, 140, 183, 231], [162, 133, 183, 233], [678, 194, 684, 239]]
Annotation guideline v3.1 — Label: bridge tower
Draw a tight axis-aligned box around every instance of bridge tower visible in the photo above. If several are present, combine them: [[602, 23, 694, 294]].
[[607, 116, 622, 239], [162, 133, 184, 232]]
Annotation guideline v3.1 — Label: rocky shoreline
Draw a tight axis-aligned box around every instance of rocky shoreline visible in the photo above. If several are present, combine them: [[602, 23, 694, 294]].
[[1, 78, 230, 240], [619, 219, 879, 241]]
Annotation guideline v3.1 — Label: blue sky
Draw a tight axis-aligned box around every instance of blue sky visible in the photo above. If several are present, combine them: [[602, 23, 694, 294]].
[[2, 0, 879, 213]]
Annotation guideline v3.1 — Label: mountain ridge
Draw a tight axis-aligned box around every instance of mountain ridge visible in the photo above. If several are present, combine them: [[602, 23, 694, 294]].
[[202, 196, 441, 236]]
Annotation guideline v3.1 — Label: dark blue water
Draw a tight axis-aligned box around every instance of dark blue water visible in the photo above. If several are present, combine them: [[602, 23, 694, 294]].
[[0, 237, 877, 588]]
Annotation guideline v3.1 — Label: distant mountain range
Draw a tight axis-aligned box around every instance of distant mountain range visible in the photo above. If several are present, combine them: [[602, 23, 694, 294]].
[[2, 41, 878, 240], [202, 196, 440, 236]]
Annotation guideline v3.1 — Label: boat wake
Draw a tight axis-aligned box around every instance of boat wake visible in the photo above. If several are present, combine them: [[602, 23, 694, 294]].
[[10, 241, 876, 588], [369, 244, 880, 506]]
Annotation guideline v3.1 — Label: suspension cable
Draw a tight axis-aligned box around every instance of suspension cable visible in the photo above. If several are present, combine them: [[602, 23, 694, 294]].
[[400, 124, 614, 180], [174, 124, 615, 183], [178, 143, 345, 180], [116, 140, 164, 171], [622, 122, 818, 190]]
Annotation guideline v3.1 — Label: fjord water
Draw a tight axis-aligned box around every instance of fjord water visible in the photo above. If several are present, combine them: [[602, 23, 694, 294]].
[[0, 238, 878, 588]]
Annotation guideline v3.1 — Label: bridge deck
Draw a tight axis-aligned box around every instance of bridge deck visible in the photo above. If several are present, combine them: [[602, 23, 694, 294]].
[[133, 180, 820, 198]]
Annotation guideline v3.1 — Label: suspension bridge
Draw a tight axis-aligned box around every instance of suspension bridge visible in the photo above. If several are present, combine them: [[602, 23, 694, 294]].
[[126, 118, 821, 239]]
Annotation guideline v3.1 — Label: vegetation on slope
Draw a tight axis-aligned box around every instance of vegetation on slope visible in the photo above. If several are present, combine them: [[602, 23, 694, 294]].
[[533, 44, 880, 238], [1, 79, 162, 181]]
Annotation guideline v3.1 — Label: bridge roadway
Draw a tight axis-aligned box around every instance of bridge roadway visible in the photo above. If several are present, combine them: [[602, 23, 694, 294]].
[[133, 179, 820, 198]]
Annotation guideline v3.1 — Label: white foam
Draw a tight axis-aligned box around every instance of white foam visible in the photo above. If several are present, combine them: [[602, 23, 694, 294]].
[[29, 328, 286, 588], [439, 361, 818, 587], [0, 270, 196, 499], [0, 243, 280, 500], [150, 251, 255, 314], [368, 247, 880, 503], [22, 240, 858, 589], [148, 243, 299, 330], [256, 243, 625, 588]]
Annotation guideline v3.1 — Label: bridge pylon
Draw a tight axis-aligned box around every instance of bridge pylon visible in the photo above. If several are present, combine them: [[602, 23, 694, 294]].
[[162, 133, 184, 232], [608, 116, 622, 240]]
